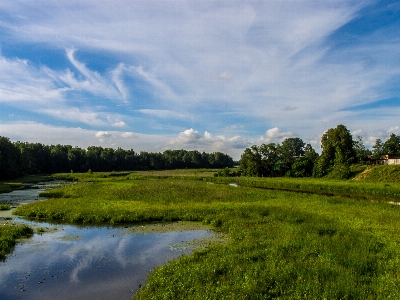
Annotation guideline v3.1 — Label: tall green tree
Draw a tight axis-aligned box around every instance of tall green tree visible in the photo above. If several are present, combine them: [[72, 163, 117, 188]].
[[289, 144, 318, 177], [314, 124, 355, 178], [372, 138, 383, 159], [239, 145, 263, 177], [68, 147, 86, 172], [277, 137, 305, 174], [50, 144, 70, 173], [259, 143, 279, 176], [0, 136, 21, 179], [353, 136, 371, 163], [382, 133, 400, 155], [16, 142, 51, 174]]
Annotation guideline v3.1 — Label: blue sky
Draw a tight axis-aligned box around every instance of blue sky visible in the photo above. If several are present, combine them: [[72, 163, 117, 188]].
[[1, 0, 399, 159]]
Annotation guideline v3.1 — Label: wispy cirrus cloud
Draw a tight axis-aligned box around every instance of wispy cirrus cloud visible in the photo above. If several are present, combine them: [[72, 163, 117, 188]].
[[0, 1, 399, 158], [138, 109, 189, 120], [0, 50, 131, 127]]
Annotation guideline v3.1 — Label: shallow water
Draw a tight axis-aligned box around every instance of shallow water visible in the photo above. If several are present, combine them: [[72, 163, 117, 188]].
[[0, 220, 212, 300], [0, 181, 66, 206], [0, 184, 214, 299]]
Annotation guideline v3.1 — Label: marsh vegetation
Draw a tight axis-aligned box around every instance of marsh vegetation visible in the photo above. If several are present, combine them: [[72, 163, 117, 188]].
[[6, 169, 400, 299]]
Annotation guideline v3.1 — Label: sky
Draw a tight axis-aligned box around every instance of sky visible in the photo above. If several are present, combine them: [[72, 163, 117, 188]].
[[0, 0, 399, 160]]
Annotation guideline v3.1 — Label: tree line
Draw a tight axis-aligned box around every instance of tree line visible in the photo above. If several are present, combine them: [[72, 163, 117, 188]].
[[239, 124, 400, 179], [0, 137, 234, 180]]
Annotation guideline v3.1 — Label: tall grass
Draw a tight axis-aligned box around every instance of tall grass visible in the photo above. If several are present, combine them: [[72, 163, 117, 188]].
[[0, 224, 33, 260], [12, 175, 400, 299], [354, 165, 400, 183]]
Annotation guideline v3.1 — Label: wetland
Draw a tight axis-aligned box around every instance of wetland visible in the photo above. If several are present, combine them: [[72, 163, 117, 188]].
[[0, 182, 221, 299], [1, 170, 400, 299]]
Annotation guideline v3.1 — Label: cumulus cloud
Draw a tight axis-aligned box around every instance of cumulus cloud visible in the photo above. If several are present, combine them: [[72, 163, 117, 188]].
[[169, 128, 251, 158], [388, 126, 400, 135], [259, 127, 293, 143], [170, 128, 202, 144], [95, 131, 112, 142]]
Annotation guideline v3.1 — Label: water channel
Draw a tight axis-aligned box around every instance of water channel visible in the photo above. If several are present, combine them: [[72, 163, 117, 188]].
[[0, 183, 216, 300]]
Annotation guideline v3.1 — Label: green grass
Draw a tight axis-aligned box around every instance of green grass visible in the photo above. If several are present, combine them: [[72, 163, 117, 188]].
[[208, 176, 400, 203], [0, 182, 23, 194], [0, 204, 11, 210], [0, 224, 33, 260], [12, 173, 400, 299], [354, 165, 400, 183]]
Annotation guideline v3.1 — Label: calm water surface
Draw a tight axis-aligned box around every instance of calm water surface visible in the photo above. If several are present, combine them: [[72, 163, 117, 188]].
[[0, 185, 213, 300]]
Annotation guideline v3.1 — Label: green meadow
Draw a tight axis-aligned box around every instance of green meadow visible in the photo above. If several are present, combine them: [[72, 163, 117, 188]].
[[6, 169, 400, 299]]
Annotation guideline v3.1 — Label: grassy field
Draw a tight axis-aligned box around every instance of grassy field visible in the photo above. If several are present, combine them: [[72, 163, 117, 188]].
[[10, 170, 400, 299]]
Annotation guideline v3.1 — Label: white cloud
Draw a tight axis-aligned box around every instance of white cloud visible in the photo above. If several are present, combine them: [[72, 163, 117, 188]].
[[63, 49, 127, 100], [1, 1, 399, 158], [95, 131, 112, 143], [388, 126, 400, 135], [259, 127, 293, 144], [0, 122, 171, 152], [0, 51, 132, 127], [95, 131, 112, 139], [39, 107, 105, 126], [138, 109, 189, 120], [169, 128, 251, 158], [112, 121, 127, 128], [0, 55, 67, 104], [121, 132, 137, 138], [204, 131, 212, 139], [170, 129, 202, 144]]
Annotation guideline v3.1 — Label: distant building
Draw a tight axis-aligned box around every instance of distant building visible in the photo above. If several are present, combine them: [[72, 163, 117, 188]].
[[383, 154, 400, 165], [368, 154, 400, 165]]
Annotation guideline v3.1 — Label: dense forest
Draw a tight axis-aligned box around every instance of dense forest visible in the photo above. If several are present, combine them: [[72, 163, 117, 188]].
[[0, 137, 234, 180]]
